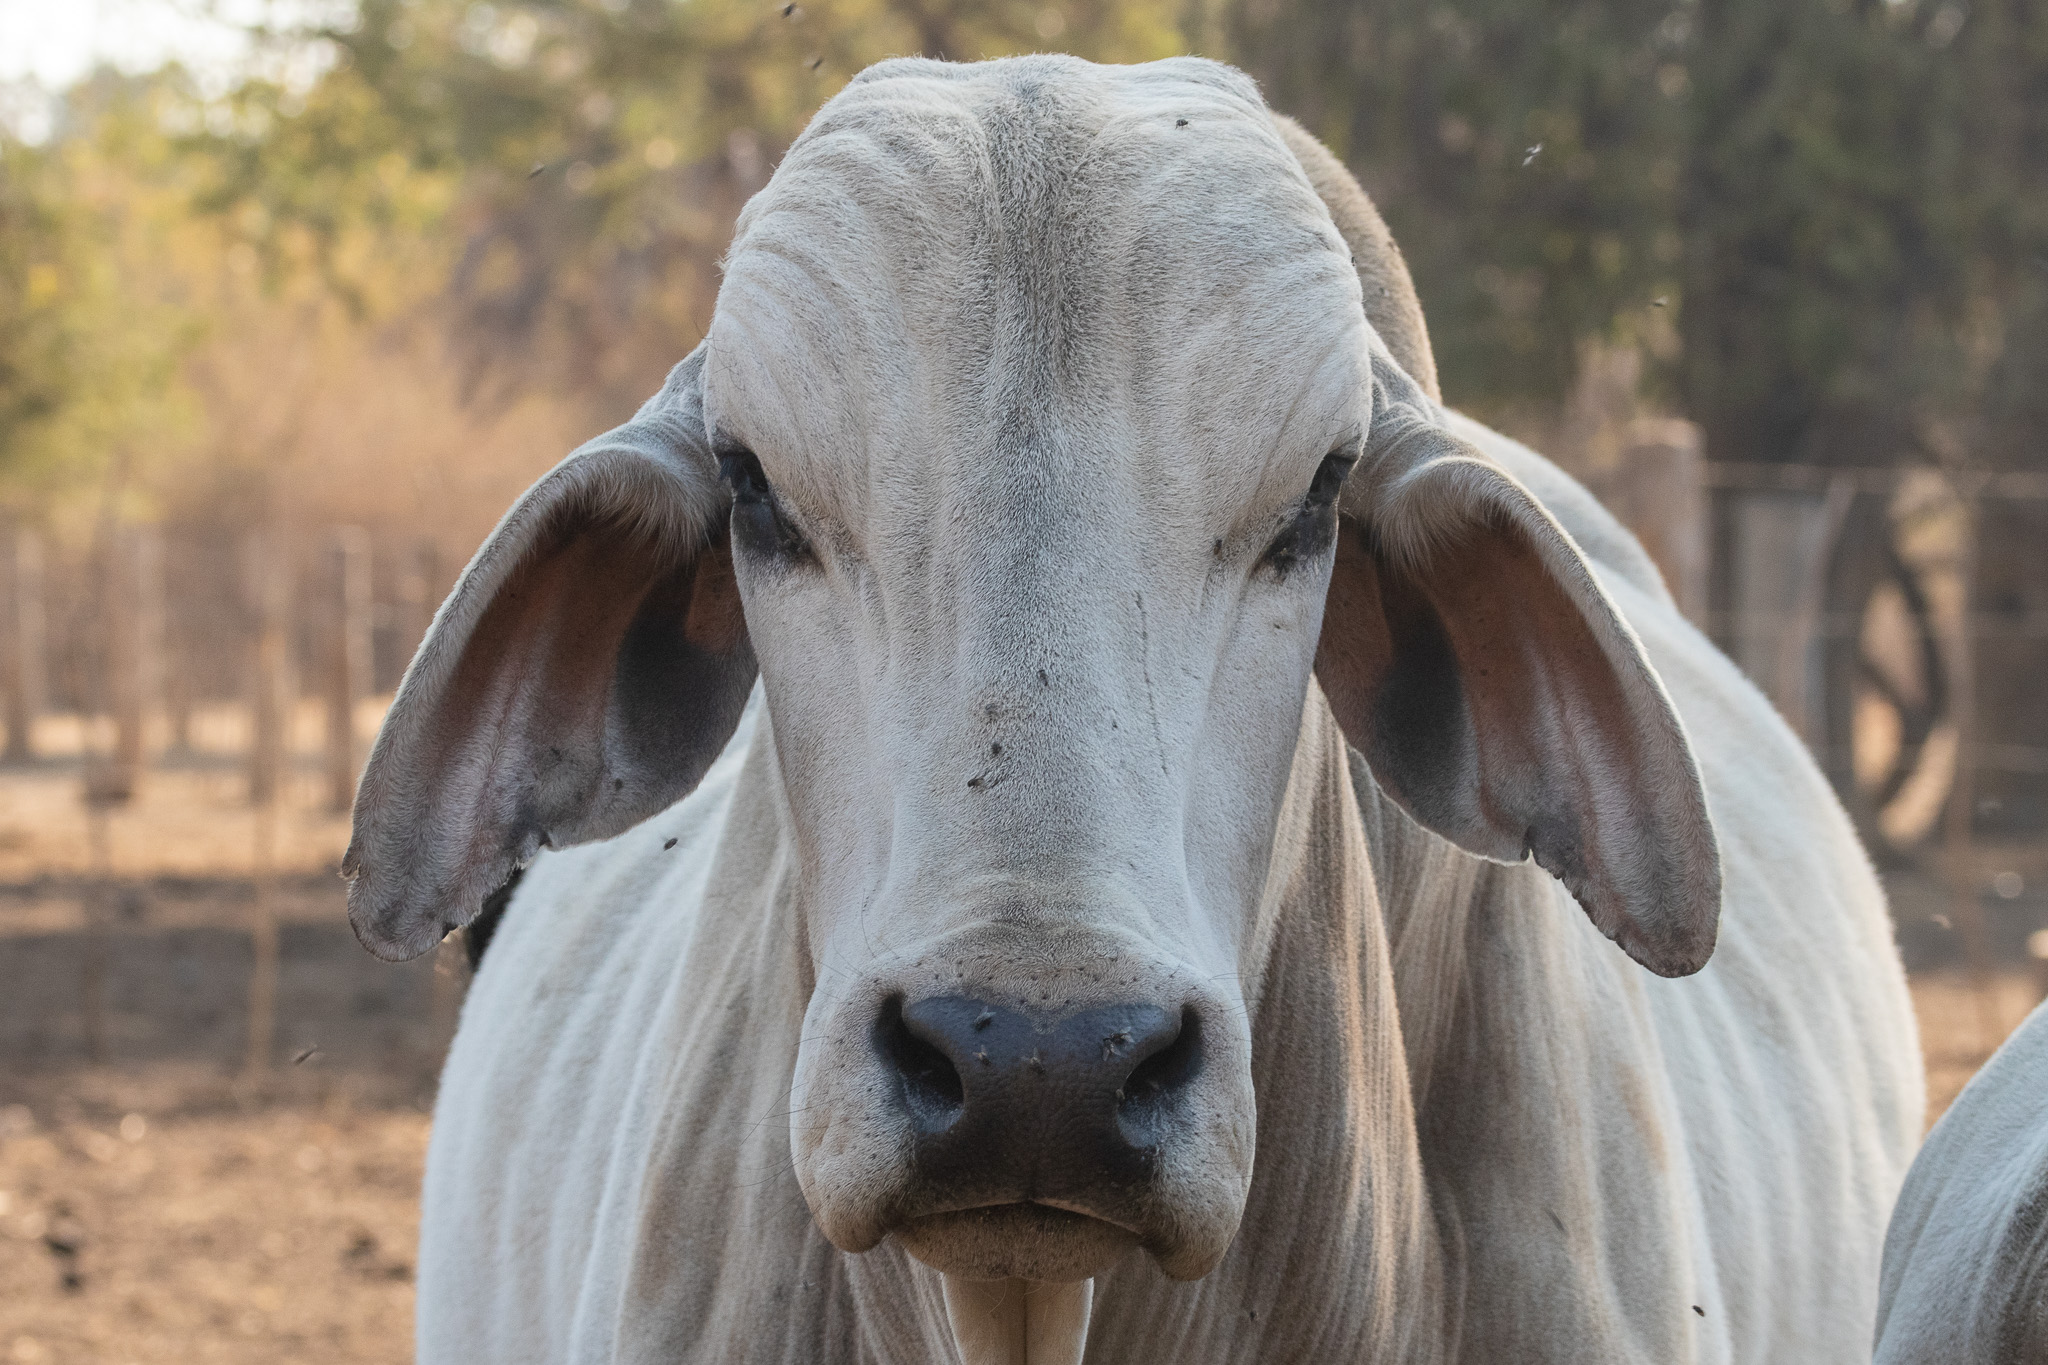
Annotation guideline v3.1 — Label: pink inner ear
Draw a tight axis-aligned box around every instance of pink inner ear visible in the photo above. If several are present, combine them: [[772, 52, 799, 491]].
[[1313, 492, 1720, 978], [432, 513, 754, 863], [445, 526, 664, 781], [347, 506, 755, 963], [1417, 514, 1642, 879]]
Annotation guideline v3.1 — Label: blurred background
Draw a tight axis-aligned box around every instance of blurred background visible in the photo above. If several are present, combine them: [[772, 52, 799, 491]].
[[0, 0, 2043, 1358]]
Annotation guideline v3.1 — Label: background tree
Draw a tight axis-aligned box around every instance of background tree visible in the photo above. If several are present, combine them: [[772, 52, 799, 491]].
[[202, 0, 1185, 411], [1224, 0, 1690, 417]]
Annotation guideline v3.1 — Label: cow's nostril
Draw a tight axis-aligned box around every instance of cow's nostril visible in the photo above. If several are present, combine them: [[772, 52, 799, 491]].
[[875, 996, 965, 1134], [1118, 1006, 1202, 1142]]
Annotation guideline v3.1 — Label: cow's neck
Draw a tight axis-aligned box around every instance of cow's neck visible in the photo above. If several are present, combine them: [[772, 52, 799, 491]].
[[1349, 719, 1705, 1362], [933, 692, 1453, 1362]]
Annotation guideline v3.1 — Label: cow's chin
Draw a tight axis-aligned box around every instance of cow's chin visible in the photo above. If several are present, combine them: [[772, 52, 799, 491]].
[[893, 1204, 1139, 1282]]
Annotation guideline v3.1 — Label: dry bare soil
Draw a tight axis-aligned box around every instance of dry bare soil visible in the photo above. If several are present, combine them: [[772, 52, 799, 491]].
[[0, 909, 2038, 1364]]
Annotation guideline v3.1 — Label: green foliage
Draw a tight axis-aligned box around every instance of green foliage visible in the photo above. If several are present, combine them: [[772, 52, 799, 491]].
[[201, 0, 1186, 404], [5, 0, 2041, 510], [0, 142, 72, 447], [0, 74, 202, 511], [1231, 0, 2048, 469], [1683, 0, 1982, 465], [1226, 0, 1691, 411]]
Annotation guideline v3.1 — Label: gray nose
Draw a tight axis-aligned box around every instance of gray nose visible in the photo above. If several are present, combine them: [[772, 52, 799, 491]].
[[874, 994, 1203, 1207]]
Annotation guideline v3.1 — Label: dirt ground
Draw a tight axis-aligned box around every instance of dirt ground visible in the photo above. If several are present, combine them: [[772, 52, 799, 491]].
[[2, 883, 2039, 1365], [0, 1081, 428, 1365], [0, 718, 2038, 1365], [0, 880, 447, 1365], [0, 719, 446, 1365]]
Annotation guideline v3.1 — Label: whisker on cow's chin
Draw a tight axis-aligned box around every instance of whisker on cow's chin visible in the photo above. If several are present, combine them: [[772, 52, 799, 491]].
[[942, 1275, 1093, 1365]]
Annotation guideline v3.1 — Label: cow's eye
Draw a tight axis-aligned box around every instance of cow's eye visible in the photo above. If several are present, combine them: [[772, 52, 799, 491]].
[[1305, 450, 1355, 508], [719, 447, 770, 502], [718, 446, 811, 560], [1259, 450, 1355, 577]]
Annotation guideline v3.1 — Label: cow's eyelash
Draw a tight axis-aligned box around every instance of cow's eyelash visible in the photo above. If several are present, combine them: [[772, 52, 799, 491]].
[[1258, 450, 1355, 577], [718, 446, 812, 560]]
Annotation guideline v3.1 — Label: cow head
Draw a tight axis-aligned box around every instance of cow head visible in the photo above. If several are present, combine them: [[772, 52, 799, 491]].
[[346, 54, 1717, 1356]]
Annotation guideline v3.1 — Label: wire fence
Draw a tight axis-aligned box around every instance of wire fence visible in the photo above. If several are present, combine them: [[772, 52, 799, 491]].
[[0, 436, 2043, 1072]]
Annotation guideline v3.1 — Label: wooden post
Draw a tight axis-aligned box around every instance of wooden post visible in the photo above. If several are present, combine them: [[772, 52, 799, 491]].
[[246, 532, 295, 808], [2, 525, 45, 764], [398, 538, 440, 681], [430, 932, 467, 1060], [247, 798, 279, 1079], [79, 528, 136, 1060], [110, 526, 165, 788], [1726, 488, 1849, 744], [82, 802, 111, 1063], [323, 527, 372, 814], [1772, 477, 1855, 747], [243, 530, 293, 1077], [1609, 419, 1710, 626], [1941, 490, 2000, 1054], [163, 532, 192, 757]]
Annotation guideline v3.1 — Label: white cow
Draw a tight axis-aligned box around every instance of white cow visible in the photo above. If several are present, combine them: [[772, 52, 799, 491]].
[[1875, 998, 2048, 1363], [344, 56, 1923, 1364]]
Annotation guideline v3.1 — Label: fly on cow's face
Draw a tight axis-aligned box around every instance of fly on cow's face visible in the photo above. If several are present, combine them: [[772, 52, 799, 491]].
[[717, 441, 811, 561], [1258, 447, 1356, 578]]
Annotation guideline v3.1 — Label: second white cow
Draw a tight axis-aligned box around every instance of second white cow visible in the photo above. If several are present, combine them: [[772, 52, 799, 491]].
[[1876, 998, 2048, 1364]]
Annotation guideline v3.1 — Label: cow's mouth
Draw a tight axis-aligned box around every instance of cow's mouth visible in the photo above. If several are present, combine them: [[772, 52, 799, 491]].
[[893, 1202, 1141, 1281]]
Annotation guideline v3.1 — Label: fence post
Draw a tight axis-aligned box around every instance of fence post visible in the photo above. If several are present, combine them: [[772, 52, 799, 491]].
[[110, 527, 165, 790], [243, 530, 293, 1076], [246, 532, 295, 808], [430, 934, 467, 1060], [1609, 419, 1710, 626], [1725, 487, 1850, 744], [79, 527, 143, 1059], [398, 538, 440, 680], [81, 800, 112, 1063], [163, 533, 192, 756], [1941, 491, 2000, 1052], [2, 525, 44, 765], [323, 528, 373, 814]]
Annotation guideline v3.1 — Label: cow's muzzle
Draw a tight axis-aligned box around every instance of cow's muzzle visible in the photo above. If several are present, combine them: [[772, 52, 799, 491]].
[[790, 933, 1255, 1283], [877, 994, 1213, 1280]]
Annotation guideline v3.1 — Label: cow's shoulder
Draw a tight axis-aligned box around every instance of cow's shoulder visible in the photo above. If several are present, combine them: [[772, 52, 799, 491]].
[[417, 693, 767, 1361]]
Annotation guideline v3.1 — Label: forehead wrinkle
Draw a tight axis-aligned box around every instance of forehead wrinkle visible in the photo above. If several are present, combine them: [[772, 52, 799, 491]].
[[1101, 256, 1364, 539], [717, 235, 957, 533], [1242, 319, 1372, 505], [721, 111, 1011, 530], [714, 55, 1371, 599], [708, 297, 874, 525], [1044, 104, 1363, 515]]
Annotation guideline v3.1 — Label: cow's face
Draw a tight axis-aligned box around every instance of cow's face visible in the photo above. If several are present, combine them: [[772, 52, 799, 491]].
[[703, 57, 1364, 1282], [345, 51, 1719, 1336]]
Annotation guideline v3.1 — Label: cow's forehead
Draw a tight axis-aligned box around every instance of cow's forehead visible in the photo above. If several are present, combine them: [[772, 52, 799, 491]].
[[704, 56, 1368, 520]]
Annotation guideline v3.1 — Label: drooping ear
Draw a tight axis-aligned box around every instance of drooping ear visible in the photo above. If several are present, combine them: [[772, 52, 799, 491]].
[[344, 345, 756, 961], [1316, 347, 1721, 977]]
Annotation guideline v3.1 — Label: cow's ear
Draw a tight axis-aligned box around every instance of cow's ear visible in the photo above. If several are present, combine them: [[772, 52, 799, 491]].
[[344, 346, 755, 960], [1315, 348, 1721, 977]]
